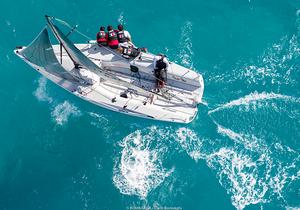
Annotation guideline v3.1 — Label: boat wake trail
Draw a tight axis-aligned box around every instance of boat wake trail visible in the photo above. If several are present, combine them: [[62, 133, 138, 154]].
[[175, 21, 194, 69], [112, 126, 206, 204], [207, 12, 300, 100], [109, 90, 300, 208], [237, 13, 300, 92], [207, 147, 270, 209], [174, 127, 205, 161], [239, 33, 300, 88], [215, 122, 266, 152], [207, 120, 300, 210], [112, 117, 300, 209], [206, 90, 300, 209], [209, 91, 300, 114]]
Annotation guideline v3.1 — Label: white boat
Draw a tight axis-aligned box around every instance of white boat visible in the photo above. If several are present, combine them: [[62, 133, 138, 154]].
[[14, 16, 204, 123]]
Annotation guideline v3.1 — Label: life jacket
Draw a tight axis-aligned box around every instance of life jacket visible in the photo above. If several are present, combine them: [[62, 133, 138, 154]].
[[155, 58, 167, 70], [107, 30, 119, 46], [123, 47, 140, 58], [117, 30, 126, 43], [123, 47, 132, 56], [97, 31, 107, 44]]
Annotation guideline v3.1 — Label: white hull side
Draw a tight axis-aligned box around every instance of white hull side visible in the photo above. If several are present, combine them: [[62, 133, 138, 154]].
[[15, 43, 204, 123]]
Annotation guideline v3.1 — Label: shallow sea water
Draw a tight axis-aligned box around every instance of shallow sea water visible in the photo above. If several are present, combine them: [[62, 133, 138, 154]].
[[0, 0, 300, 209]]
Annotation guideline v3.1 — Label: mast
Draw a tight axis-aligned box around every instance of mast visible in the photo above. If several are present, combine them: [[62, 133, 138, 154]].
[[45, 15, 80, 68]]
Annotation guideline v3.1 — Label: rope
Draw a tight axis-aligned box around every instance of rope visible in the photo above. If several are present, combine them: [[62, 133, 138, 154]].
[[53, 17, 92, 40]]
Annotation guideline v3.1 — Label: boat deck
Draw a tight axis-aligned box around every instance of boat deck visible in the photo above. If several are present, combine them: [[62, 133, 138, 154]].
[[15, 43, 203, 123]]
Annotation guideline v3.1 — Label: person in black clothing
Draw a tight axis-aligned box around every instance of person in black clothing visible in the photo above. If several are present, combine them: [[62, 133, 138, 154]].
[[116, 24, 132, 43], [153, 54, 169, 90]]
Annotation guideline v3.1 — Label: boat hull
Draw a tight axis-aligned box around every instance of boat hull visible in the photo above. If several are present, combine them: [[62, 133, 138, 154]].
[[15, 42, 204, 123]]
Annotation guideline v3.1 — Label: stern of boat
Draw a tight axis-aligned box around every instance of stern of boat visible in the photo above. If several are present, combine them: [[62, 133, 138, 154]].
[[194, 73, 204, 104]]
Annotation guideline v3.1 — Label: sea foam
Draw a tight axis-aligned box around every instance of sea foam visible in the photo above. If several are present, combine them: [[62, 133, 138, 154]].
[[209, 91, 300, 114], [215, 121, 266, 153], [34, 77, 81, 126], [175, 127, 204, 161], [113, 127, 173, 199], [111, 123, 300, 210], [177, 21, 194, 69], [88, 112, 118, 141], [239, 33, 300, 87], [51, 101, 81, 125], [206, 148, 270, 210], [208, 120, 300, 209], [34, 77, 53, 103]]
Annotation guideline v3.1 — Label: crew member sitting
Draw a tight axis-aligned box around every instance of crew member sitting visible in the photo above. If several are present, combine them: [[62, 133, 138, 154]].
[[96, 26, 107, 46], [153, 54, 169, 90], [116, 24, 131, 43], [107, 25, 119, 49]]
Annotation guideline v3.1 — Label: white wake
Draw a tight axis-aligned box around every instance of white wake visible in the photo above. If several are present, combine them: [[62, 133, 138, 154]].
[[113, 127, 174, 199], [209, 91, 300, 114]]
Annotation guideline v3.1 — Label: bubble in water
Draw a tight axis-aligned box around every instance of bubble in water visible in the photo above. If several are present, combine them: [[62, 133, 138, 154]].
[[33, 77, 53, 103], [177, 21, 194, 69], [51, 101, 81, 125]]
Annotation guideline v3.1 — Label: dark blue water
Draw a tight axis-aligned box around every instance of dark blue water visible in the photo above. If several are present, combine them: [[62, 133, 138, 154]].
[[1, 0, 300, 209]]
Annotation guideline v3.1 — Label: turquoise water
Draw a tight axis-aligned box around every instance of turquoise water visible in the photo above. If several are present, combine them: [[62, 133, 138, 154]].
[[1, 0, 300, 209]]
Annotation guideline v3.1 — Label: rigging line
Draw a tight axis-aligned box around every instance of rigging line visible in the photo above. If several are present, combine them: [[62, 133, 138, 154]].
[[51, 16, 196, 91], [52, 17, 129, 61], [46, 16, 78, 66], [101, 52, 189, 104], [66, 25, 79, 37], [89, 56, 125, 63], [52, 16, 129, 63], [88, 47, 177, 101], [51, 17, 175, 87], [52, 16, 93, 40], [74, 29, 92, 40]]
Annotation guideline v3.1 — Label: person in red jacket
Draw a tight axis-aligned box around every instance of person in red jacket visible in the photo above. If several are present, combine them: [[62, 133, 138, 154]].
[[96, 26, 107, 46], [107, 25, 119, 49]]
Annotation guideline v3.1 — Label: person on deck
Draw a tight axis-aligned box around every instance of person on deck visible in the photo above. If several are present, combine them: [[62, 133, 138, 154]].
[[96, 26, 107, 46], [115, 24, 131, 43], [153, 54, 169, 90], [107, 25, 119, 49]]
